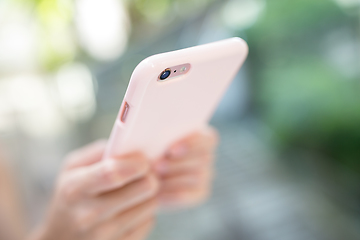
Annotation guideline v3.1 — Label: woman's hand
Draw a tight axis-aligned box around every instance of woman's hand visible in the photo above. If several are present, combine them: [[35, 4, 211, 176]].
[[30, 140, 159, 240], [155, 126, 218, 209], [28, 126, 218, 239]]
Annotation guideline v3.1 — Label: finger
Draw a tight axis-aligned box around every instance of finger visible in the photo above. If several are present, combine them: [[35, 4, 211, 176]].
[[184, 127, 218, 155], [159, 186, 210, 208], [159, 169, 212, 192], [81, 175, 159, 224], [93, 198, 157, 240], [166, 126, 218, 159], [60, 153, 150, 200], [120, 218, 154, 240], [155, 154, 213, 176], [64, 140, 107, 170]]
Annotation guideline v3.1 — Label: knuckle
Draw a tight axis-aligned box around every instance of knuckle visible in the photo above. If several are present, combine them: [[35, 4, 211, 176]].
[[99, 160, 119, 185], [139, 175, 159, 196], [58, 180, 79, 205]]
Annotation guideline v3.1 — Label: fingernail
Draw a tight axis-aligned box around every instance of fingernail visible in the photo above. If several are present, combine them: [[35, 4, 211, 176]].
[[169, 144, 188, 158]]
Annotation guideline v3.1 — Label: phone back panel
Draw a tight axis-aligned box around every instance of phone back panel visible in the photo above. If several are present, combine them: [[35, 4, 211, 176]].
[[104, 38, 248, 160]]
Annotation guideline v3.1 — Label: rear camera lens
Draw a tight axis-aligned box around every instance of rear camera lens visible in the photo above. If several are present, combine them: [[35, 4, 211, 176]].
[[159, 69, 171, 80]]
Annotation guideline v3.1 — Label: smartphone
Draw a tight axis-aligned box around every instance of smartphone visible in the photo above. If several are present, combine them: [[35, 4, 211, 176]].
[[103, 37, 248, 160]]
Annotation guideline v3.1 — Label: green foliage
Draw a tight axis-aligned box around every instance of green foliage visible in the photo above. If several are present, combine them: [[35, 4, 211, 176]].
[[130, 0, 213, 22], [12, 0, 74, 72], [134, 0, 172, 22], [245, 0, 360, 172]]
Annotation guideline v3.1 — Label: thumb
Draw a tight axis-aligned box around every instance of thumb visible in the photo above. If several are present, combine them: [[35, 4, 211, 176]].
[[63, 140, 107, 170]]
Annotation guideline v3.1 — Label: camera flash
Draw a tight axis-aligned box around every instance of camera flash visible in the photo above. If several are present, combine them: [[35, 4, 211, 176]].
[[180, 67, 186, 72]]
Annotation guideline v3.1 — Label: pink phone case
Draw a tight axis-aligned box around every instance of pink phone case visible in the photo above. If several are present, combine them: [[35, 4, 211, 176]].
[[103, 37, 248, 160]]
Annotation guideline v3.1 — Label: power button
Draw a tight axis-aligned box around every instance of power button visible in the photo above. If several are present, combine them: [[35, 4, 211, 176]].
[[120, 102, 130, 123]]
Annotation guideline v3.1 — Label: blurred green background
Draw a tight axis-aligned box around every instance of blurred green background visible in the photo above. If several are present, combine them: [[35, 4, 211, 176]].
[[1, 0, 360, 239], [248, 0, 360, 171]]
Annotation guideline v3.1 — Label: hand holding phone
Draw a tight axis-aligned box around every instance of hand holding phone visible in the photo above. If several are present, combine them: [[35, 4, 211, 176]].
[[102, 37, 248, 210], [155, 125, 218, 208], [30, 141, 158, 240]]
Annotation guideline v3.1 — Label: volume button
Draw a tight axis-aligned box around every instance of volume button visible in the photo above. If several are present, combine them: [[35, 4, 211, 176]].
[[120, 102, 130, 123]]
